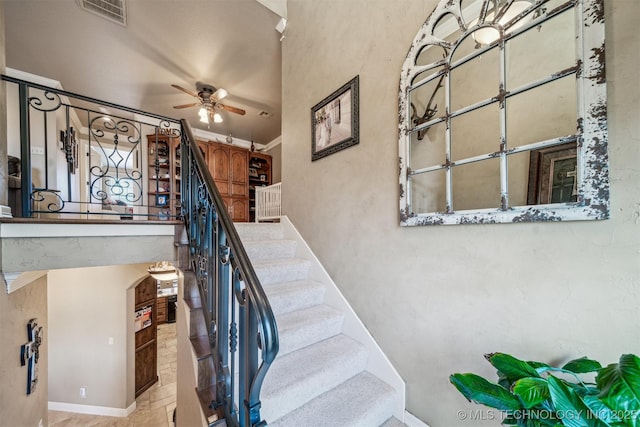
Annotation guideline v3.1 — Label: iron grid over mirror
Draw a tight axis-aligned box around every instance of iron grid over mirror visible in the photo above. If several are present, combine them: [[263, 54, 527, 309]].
[[398, 0, 608, 225]]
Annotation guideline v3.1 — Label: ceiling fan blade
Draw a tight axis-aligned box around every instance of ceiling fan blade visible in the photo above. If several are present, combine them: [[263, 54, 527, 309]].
[[219, 103, 246, 115], [171, 84, 198, 98], [212, 87, 229, 101], [173, 103, 199, 109]]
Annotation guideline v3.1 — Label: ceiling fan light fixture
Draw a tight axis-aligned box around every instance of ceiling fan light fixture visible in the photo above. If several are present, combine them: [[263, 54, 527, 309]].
[[213, 112, 223, 123], [198, 107, 208, 118], [471, 0, 533, 46], [214, 88, 229, 101], [200, 115, 209, 124]]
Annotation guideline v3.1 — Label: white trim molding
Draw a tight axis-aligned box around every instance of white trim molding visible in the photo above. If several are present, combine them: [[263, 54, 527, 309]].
[[0, 223, 175, 238], [48, 401, 136, 418], [405, 411, 431, 427]]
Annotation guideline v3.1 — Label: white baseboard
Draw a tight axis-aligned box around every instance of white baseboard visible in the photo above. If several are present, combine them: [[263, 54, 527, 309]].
[[48, 401, 136, 417], [405, 410, 430, 427]]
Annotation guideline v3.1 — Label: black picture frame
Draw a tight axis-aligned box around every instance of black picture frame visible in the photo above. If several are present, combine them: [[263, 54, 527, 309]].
[[311, 75, 359, 161]]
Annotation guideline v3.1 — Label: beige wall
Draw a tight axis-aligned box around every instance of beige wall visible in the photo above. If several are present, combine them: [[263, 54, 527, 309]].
[[267, 142, 282, 183], [281, 1, 640, 426], [0, 275, 48, 427], [0, 0, 7, 207], [47, 264, 150, 410]]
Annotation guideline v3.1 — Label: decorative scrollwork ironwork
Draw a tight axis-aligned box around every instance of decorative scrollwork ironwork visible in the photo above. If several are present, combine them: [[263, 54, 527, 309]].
[[220, 245, 231, 265], [28, 90, 62, 112], [88, 115, 143, 205], [31, 189, 65, 212], [233, 267, 247, 306], [157, 120, 181, 137]]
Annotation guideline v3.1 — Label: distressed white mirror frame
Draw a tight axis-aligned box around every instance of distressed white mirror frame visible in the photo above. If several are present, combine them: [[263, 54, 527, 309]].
[[398, 0, 608, 226]]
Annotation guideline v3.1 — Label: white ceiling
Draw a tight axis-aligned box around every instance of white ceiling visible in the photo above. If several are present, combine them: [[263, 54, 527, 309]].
[[3, 0, 283, 144]]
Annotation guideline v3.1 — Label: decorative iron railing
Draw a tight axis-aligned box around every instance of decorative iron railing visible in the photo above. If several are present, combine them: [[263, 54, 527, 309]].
[[180, 119, 279, 426], [2, 74, 182, 220]]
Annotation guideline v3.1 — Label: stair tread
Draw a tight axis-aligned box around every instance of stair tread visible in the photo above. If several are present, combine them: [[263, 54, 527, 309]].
[[252, 257, 310, 267], [269, 372, 396, 427], [244, 239, 298, 261], [264, 280, 326, 316], [276, 305, 344, 356], [252, 258, 311, 285], [261, 334, 368, 422], [276, 303, 341, 327]]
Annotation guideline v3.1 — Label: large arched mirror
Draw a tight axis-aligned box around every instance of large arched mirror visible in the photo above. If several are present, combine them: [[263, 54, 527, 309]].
[[399, 0, 608, 225]]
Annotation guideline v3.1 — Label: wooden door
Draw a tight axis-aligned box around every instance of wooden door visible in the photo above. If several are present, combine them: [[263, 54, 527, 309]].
[[208, 144, 230, 197], [135, 276, 158, 397], [229, 148, 248, 198]]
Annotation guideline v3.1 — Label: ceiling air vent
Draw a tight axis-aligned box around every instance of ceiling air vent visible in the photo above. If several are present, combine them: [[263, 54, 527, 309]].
[[79, 0, 127, 26]]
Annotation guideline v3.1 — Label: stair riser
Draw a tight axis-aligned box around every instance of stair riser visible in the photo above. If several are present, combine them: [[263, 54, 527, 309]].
[[278, 313, 343, 356], [189, 308, 208, 338], [255, 263, 310, 285], [244, 240, 297, 261], [262, 352, 367, 422], [269, 373, 397, 427], [197, 356, 215, 391], [266, 284, 326, 316], [261, 336, 369, 423]]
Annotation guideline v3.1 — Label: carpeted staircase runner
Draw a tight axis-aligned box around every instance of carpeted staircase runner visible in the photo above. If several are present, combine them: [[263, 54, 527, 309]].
[[236, 222, 402, 427]]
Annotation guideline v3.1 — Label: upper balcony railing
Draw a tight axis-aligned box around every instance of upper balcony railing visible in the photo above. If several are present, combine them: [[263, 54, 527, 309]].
[[3, 74, 183, 221]]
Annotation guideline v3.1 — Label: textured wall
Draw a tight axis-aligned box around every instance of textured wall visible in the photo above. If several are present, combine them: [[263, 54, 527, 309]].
[[0, 0, 7, 207], [0, 274, 48, 427], [281, 1, 640, 425], [267, 142, 282, 183], [2, 235, 175, 273], [47, 264, 150, 410]]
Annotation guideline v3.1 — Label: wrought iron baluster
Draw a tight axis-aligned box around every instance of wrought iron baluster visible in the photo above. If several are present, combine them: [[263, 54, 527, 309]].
[[179, 119, 278, 427]]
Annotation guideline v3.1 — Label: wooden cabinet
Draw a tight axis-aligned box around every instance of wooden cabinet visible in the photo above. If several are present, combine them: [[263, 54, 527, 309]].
[[203, 141, 250, 222], [157, 296, 168, 324], [249, 153, 272, 222], [147, 135, 181, 220], [194, 140, 271, 222], [135, 276, 158, 397]]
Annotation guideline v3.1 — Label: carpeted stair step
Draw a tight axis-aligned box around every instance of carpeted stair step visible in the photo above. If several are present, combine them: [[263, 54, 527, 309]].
[[261, 334, 368, 423], [243, 239, 297, 261], [252, 258, 311, 285], [380, 417, 408, 427], [276, 304, 344, 356], [235, 222, 283, 241], [269, 371, 397, 427], [264, 280, 326, 316]]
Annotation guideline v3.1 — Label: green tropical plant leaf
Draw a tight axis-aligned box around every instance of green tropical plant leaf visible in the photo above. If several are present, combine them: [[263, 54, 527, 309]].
[[597, 354, 640, 427], [512, 377, 551, 409], [486, 353, 541, 381], [563, 358, 603, 374], [529, 361, 552, 370], [581, 395, 625, 426], [547, 376, 609, 427], [450, 373, 522, 411]]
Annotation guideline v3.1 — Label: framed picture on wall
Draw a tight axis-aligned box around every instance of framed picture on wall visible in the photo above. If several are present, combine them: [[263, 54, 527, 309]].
[[311, 75, 359, 161], [527, 142, 578, 205]]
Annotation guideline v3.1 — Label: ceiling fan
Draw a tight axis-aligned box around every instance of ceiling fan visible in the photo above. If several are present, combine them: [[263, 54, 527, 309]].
[[171, 83, 246, 125]]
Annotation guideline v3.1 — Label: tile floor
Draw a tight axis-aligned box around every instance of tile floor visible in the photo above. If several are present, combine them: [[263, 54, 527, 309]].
[[49, 322, 177, 427]]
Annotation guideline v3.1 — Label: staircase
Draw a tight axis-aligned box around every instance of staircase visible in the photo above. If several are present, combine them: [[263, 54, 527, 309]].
[[234, 219, 405, 427]]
